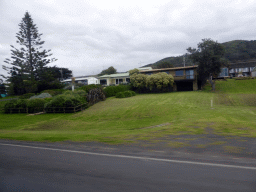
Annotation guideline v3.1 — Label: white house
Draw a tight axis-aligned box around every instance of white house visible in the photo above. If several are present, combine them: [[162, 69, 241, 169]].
[[98, 67, 152, 86], [61, 76, 100, 85]]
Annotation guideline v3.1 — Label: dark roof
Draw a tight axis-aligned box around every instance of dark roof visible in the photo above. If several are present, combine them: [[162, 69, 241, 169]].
[[229, 61, 256, 68], [140, 65, 198, 73]]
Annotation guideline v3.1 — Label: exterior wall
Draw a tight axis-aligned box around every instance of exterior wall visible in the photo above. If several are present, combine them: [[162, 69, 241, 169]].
[[88, 77, 100, 85]]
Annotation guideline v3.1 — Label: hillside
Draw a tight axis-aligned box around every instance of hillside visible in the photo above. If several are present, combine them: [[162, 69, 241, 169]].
[[144, 40, 256, 69]]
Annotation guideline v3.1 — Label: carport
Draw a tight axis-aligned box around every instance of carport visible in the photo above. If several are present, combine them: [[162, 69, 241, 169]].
[[176, 81, 194, 91]]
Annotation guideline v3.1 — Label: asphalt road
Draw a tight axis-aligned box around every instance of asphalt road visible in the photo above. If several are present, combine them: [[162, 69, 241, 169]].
[[0, 140, 255, 192]]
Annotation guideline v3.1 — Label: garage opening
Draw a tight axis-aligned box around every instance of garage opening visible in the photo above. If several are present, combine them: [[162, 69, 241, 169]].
[[176, 81, 193, 91]]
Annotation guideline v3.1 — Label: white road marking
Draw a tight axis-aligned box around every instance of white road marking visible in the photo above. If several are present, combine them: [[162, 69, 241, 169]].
[[0, 143, 255, 170]]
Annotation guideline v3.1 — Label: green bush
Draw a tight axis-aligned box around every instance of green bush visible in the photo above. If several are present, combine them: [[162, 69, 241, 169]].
[[123, 91, 132, 97], [63, 90, 87, 103], [30, 93, 52, 99], [78, 84, 103, 93], [50, 95, 66, 108], [4, 100, 17, 113], [42, 89, 64, 96], [27, 98, 46, 113], [116, 92, 125, 98], [15, 99, 28, 109], [104, 84, 131, 97], [130, 91, 136, 96], [20, 93, 35, 99], [44, 97, 53, 103], [116, 90, 136, 98], [44, 94, 87, 113], [86, 88, 106, 105]]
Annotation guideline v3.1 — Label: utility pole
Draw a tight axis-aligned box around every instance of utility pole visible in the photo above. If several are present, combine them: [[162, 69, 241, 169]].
[[183, 55, 185, 67]]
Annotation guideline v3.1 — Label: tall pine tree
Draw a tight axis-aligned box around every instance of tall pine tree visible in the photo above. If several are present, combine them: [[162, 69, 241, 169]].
[[2, 11, 57, 95]]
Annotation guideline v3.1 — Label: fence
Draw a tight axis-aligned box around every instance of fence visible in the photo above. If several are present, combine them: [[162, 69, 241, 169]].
[[2, 103, 87, 114]]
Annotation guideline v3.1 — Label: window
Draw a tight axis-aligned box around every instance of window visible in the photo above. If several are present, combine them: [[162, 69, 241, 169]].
[[243, 68, 249, 72], [100, 79, 107, 85], [185, 70, 194, 79], [116, 79, 123, 85], [175, 70, 183, 76], [164, 71, 169, 74], [146, 72, 152, 75], [126, 78, 130, 83]]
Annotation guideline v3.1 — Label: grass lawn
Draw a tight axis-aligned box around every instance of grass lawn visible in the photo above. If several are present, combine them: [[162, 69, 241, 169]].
[[1, 78, 256, 143]]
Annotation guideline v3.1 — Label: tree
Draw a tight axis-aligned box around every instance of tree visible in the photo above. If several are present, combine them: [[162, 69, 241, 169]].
[[0, 79, 6, 95], [187, 38, 228, 91], [46, 66, 72, 81], [2, 11, 57, 95], [98, 66, 117, 76], [129, 69, 174, 93]]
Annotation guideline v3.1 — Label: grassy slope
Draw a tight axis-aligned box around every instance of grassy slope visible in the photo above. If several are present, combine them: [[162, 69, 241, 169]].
[[0, 79, 256, 143]]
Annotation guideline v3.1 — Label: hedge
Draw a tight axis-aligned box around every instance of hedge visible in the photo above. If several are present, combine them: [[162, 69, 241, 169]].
[[104, 84, 131, 97]]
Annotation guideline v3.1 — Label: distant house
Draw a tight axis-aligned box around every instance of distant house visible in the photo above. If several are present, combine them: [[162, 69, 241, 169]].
[[251, 67, 256, 77], [139, 65, 198, 91], [98, 67, 153, 86], [219, 61, 256, 78], [61, 75, 100, 85]]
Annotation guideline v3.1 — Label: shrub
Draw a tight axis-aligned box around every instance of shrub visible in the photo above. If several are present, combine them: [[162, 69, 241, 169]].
[[44, 97, 53, 103], [20, 93, 35, 99], [86, 88, 106, 105], [116, 92, 125, 98], [15, 99, 28, 109], [78, 84, 103, 93], [123, 91, 132, 97], [4, 100, 17, 113], [42, 89, 64, 96], [44, 94, 87, 113], [50, 95, 66, 108], [27, 98, 46, 113], [130, 91, 136, 96], [146, 73, 174, 92], [30, 93, 52, 99], [104, 84, 131, 97]]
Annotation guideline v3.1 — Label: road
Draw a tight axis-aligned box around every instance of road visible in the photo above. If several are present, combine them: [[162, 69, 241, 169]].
[[0, 140, 255, 192]]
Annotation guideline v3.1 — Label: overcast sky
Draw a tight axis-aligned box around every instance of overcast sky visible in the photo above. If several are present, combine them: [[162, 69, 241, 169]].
[[1, 0, 256, 78]]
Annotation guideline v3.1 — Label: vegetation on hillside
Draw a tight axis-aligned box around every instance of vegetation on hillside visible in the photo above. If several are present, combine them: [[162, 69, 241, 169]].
[[145, 40, 256, 69]]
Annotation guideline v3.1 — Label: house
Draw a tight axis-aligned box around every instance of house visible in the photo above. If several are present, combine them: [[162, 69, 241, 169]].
[[61, 75, 100, 85], [98, 67, 153, 86], [99, 72, 130, 86], [219, 61, 256, 78], [251, 67, 256, 77], [139, 65, 198, 91]]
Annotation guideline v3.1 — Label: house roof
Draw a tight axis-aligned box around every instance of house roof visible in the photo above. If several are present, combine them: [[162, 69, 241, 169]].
[[140, 65, 198, 73], [61, 76, 99, 82], [99, 72, 130, 79], [229, 61, 256, 68]]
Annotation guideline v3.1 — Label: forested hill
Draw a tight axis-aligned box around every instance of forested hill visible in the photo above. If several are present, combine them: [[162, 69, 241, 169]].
[[143, 40, 256, 69]]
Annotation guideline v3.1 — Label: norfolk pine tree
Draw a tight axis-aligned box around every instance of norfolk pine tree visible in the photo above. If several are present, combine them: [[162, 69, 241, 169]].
[[2, 11, 57, 95]]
